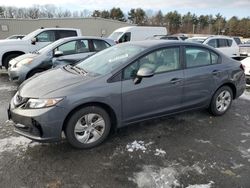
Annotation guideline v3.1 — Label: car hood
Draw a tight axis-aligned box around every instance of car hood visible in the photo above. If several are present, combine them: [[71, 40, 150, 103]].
[[15, 53, 39, 61], [19, 67, 95, 98], [9, 53, 40, 67], [0, 39, 26, 45]]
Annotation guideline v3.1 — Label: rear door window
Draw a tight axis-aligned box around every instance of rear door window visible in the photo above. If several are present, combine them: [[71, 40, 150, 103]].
[[218, 39, 228, 48], [211, 52, 219, 64], [93, 40, 111, 51], [56, 39, 90, 55], [185, 47, 211, 68], [56, 30, 77, 40]]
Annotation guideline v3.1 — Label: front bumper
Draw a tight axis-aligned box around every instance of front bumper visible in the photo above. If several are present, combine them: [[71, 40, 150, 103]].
[[8, 66, 29, 83], [8, 98, 67, 142]]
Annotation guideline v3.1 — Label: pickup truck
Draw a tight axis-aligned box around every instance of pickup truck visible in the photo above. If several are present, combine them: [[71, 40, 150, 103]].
[[0, 28, 82, 69]]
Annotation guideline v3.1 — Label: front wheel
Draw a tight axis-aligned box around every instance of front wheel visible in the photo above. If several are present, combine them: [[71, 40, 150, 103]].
[[209, 86, 233, 116], [65, 106, 111, 149]]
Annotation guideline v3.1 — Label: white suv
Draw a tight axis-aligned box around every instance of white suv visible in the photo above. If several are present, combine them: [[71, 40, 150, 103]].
[[203, 36, 240, 58], [0, 28, 82, 69]]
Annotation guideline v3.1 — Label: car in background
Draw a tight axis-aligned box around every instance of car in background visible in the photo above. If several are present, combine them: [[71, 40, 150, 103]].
[[241, 57, 250, 87], [6, 35, 25, 40], [204, 36, 240, 58], [0, 27, 81, 69], [239, 43, 250, 57], [8, 40, 245, 149], [8, 36, 115, 83], [186, 37, 207, 43], [244, 40, 250, 44], [109, 26, 167, 43], [147, 35, 186, 41], [187, 36, 240, 58]]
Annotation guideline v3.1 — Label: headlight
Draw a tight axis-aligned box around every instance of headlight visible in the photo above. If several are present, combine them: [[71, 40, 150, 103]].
[[14, 58, 33, 68], [25, 98, 63, 109], [9, 59, 17, 67]]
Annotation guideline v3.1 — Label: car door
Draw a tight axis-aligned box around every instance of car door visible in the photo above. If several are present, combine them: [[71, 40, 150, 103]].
[[53, 39, 93, 66], [121, 46, 184, 124], [182, 46, 221, 109]]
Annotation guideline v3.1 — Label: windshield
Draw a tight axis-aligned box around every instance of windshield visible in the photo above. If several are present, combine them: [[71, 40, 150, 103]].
[[76, 44, 146, 75], [22, 29, 41, 40], [37, 39, 64, 54], [109, 32, 123, 40]]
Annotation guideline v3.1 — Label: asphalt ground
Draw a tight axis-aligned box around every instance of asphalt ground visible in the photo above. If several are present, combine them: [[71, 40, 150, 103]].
[[0, 69, 250, 188]]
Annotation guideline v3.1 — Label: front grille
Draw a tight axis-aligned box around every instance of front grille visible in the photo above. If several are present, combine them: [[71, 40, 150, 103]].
[[14, 118, 43, 137]]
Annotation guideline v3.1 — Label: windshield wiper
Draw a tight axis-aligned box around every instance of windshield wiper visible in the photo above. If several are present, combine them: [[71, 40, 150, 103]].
[[65, 65, 87, 75], [74, 66, 88, 74]]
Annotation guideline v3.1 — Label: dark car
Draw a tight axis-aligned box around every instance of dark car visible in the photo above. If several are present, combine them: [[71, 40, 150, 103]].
[[8, 40, 246, 149]]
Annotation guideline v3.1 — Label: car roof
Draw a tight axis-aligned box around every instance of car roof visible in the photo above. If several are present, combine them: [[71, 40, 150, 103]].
[[207, 35, 232, 39], [59, 36, 112, 42], [125, 40, 206, 48]]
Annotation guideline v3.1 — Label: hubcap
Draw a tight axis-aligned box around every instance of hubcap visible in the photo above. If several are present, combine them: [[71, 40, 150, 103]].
[[216, 90, 231, 112], [74, 113, 105, 144]]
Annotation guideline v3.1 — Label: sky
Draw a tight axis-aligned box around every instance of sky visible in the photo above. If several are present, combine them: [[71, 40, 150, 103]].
[[1, 0, 250, 19]]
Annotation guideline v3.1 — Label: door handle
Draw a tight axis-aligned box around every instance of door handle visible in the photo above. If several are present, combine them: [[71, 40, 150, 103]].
[[170, 78, 183, 84], [212, 70, 221, 75]]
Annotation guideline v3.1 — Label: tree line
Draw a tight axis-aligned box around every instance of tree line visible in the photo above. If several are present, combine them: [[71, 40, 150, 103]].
[[0, 5, 249, 37]]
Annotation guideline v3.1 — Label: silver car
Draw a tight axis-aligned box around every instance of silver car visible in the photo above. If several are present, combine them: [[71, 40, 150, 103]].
[[8, 36, 115, 83]]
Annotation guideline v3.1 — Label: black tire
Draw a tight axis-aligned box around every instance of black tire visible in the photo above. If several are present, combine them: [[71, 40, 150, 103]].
[[65, 106, 111, 149], [3, 53, 22, 69], [26, 69, 45, 79], [209, 86, 233, 116]]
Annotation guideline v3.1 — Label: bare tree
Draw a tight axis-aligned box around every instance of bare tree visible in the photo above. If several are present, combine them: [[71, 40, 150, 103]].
[[72, 11, 79, 18], [63, 10, 72, 18], [0, 6, 5, 18]]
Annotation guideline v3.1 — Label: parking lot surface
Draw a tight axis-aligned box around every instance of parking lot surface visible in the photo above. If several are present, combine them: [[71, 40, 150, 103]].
[[0, 69, 250, 188]]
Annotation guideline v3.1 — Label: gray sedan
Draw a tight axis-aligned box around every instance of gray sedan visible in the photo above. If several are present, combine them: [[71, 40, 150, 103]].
[[8, 36, 115, 83], [8, 40, 245, 149]]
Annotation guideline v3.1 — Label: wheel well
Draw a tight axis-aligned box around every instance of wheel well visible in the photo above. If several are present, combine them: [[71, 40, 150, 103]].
[[62, 102, 118, 133], [2, 51, 25, 66], [26, 68, 46, 79], [218, 83, 237, 99]]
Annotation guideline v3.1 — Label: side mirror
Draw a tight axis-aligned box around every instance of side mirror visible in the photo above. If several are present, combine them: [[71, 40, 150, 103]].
[[54, 51, 63, 57], [31, 37, 37, 45], [134, 67, 154, 84]]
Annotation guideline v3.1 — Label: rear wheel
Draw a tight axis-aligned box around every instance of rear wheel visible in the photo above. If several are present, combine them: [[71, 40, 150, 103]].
[[65, 106, 111, 149], [209, 86, 233, 116]]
